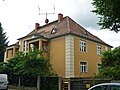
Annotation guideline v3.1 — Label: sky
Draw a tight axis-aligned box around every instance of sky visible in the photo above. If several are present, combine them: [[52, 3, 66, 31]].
[[0, 0, 120, 48]]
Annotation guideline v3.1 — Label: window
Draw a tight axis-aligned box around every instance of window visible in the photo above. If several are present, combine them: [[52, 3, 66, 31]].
[[23, 40, 25, 51], [90, 85, 107, 90], [111, 85, 120, 90], [51, 28, 57, 34], [42, 41, 48, 51], [7, 49, 13, 58], [80, 40, 86, 52], [23, 40, 28, 51], [80, 62, 87, 72], [97, 45, 102, 55], [105, 46, 111, 51]]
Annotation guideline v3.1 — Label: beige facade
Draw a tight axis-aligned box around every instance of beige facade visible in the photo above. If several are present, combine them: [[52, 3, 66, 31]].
[[48, 35, 111, 78], [4, 14, 112, 78], [50, 37, 65, 77]]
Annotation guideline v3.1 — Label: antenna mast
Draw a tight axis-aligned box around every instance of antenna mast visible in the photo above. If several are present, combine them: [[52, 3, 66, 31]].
[[38, 4, 55, 24]]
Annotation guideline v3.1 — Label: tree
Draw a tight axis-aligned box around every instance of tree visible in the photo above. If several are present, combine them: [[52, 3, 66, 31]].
[[0, 48, 56, 77], [92, 0, 120, 32], [0, 49, 56, 85], [98, 46, 120, 79], [0, 23, 9, 62], [14, 49, 56, 77]]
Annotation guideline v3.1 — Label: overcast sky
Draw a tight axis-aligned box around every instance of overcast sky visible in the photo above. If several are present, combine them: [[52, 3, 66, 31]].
[[0, 0, 120, 48]]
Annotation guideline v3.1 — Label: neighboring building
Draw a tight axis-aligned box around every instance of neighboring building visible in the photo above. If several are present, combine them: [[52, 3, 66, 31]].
[[4, 13, 112, 78]]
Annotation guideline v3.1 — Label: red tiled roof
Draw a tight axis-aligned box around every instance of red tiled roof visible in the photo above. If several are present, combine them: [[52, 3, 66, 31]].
[[20, 16, 112, 47]]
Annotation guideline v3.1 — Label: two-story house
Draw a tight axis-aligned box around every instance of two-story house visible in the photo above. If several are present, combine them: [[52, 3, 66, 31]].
[[4, 13, 112, 78]]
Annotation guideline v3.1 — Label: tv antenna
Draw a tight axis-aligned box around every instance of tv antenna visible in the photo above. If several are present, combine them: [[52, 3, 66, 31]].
[[38, 4, 55, 24]]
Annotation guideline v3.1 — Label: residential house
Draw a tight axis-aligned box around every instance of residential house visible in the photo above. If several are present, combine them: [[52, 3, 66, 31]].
[[4, 13, 112, 78]]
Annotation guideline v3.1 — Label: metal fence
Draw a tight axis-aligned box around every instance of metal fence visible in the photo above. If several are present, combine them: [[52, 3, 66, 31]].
[[8, 76, 113, 90], [40, 77, 59, 90], [9, 76, 61, 90], [69, 77, 111, 90]]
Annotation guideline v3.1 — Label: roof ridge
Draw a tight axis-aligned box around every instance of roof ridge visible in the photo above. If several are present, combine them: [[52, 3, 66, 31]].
[[64, 16, 112, 47], [66, 16, 71, 32], [17, 15, 112, 47]]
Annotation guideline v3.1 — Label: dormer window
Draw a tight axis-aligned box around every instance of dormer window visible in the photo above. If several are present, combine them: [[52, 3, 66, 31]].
[[32, 35, 35, 38], [32, 35, 38, 38], [51, 28, 57, 34]]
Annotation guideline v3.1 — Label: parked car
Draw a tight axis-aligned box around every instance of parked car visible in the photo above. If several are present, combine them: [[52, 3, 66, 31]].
[[0, 74, 8, 90], [88, 83, 120, 90]]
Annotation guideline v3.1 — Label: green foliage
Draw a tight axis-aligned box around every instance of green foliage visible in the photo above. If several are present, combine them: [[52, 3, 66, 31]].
[[98, 46, 120, 79], [0, 23, 9, 61], [40, 77, 59, 90], [92, 0, 120, 32], [0, 48, 57, 78]]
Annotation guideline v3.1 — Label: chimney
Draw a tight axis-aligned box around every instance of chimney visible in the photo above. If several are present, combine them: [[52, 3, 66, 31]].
[[45, 19, 49, 24], [58, 13, 63, 21], [35, 23, 40, 29]]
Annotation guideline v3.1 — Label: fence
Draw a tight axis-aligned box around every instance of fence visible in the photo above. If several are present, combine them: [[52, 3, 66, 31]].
[[9, 76, 62, 90], [9, 76, 113, 90], [38, 76, 61, 90], [69, 77, 112, 90]]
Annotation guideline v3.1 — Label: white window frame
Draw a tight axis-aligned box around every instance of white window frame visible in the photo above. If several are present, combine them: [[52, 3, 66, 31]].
[[97, 44, 102, 55], [80, 40, 86, 52], [105, 46, 111, 51], [80, 61, 87, 72]]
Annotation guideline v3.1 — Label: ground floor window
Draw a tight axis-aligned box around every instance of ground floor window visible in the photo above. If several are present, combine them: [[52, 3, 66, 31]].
[[80, 61, 87, 72]]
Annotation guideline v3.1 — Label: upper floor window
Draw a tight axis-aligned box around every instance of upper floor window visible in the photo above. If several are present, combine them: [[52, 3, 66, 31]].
[[80, 61, 87, 72], [7, 48, 13, 58], [97, 45, 102, 55], [23, 40, 28, 51], [105, 46, 111, 51], [42, 41, 48, 51], [80, 40, 86, 52]]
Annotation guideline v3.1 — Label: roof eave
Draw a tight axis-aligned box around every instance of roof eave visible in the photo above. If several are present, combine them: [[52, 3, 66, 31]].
[[49, 32, 113, 48]]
